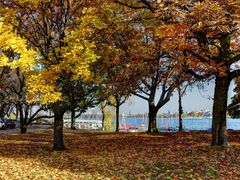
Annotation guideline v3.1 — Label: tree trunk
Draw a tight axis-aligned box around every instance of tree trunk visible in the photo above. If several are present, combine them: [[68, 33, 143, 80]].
[[19, 118, 28, 133], [101, 108, 105, 131], [20, 126, 27, 133], [19, 105, 27, 134], [53, 110, 65, 150], [16, 107, 18, 120], [71, 109, 76, 130], [147, 105, 158, 133], [115, 103, 120, 132], [178, 87, 183, 131], [212, 76, 230, 146]]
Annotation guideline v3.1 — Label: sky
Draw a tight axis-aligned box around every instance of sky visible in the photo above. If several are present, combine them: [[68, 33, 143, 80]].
[[120, 81, 235, 114]]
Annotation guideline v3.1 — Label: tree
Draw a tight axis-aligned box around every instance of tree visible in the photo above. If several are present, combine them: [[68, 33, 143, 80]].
[[104, 0, 193, 133], [157, 0, 240, 145], [0, 17, 39, 130], [87, 2, 138, 132], [99, 101, 114, 131], [177, 83, 191, 132], [6, 68, 53, 133], [107, 94, 128, 132], [0, 0, 104, 150], [0, 66, 53, 133], [132, 60, 182, 133], [63, 78, 99, 130], [0, 67, 14, 119], [106, 24, 186, 133], [177, 85, 183, 132], [107, 29, 183, 133]]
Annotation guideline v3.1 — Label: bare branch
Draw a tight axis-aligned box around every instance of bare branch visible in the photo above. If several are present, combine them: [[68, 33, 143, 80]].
[[131, 91, 149, 101], [230, 69, 240, 80], [228, 54, 240, 66]]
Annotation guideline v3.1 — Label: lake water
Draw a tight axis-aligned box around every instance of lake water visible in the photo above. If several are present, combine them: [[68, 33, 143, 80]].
[[121, 117, 240, 131]]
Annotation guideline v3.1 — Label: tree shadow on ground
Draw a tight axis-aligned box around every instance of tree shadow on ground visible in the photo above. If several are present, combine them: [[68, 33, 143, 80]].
[[0, 130, 240, 179]]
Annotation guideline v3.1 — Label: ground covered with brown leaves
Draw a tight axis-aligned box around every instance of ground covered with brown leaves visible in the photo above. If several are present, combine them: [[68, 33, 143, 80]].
[[0, 129, 240, 179]]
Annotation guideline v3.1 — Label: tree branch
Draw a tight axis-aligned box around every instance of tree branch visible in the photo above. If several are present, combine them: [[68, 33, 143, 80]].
[[28, 106, 44, 121], [75, 109, 86, 119], [156, 84, 174, 109], [185, 49, 212, 65], [28, 115, 54, 125], [228, 54, 240, 66], [230, 69, 240, 80], [131, 92, 149, 101]]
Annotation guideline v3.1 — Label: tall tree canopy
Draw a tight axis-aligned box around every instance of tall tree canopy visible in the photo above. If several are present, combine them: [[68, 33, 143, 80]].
[[157, 0, 240, 145], [105, 0, 191, 133], [0, 0, 105, 150]]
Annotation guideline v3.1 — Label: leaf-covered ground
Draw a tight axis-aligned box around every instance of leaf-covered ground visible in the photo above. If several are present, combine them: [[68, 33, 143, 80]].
[[0, 129, 240, 179]]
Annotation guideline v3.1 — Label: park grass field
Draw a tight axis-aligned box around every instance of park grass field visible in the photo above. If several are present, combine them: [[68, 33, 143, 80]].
[[0, 129, 240, 179]]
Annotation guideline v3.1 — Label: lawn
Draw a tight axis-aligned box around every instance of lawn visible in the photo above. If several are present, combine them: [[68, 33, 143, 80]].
[[0, 129, 240, 179]]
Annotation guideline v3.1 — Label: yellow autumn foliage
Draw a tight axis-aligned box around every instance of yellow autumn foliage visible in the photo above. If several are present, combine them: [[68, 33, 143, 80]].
[[27, 69, 62, 104], [0, 21, 37, 72], [0, 0, 106, 104]]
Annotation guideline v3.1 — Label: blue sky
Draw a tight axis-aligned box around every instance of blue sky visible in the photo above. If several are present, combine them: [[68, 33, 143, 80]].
[[120, 81, 235, 114]]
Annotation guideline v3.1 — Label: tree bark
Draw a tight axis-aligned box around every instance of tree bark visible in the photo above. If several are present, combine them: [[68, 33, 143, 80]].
[[20, 126, 27, 133], [212, 76, 230, 146], [178, 87, 183, 131], [20, 118, 28, 134], [19, 105, 27, 134], [16, 107, 18, 120], [53, 109, 65, 150], [147, 105, 158, 133], [71, 109, 76, 130], [115, 102, 120, 132], [101, 108, 105, 131]]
